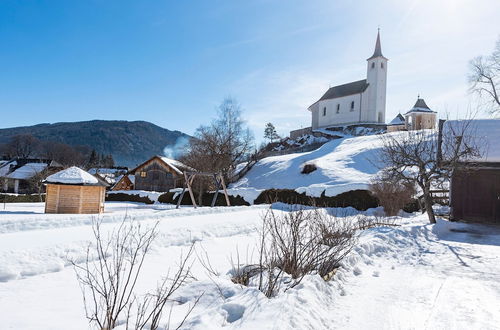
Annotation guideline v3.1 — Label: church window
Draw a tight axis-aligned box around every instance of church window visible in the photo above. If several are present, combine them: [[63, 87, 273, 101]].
[[371, 62, 375, 69], [336, 104, 340, 114], [323, 107, 326, 116], [350, 101, 355, 111], [381, 62, 384, 69]]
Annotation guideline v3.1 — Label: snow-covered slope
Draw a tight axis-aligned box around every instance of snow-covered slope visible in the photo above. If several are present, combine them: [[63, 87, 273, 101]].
[[230, 132, 411, 202]]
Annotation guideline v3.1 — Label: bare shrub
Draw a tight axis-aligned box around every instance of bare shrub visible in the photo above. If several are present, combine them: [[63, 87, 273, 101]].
[[231, 206, 362, 298], [301, 163, 317, 174], [71, 218, 197, 330], [370, 172, 416, 216]]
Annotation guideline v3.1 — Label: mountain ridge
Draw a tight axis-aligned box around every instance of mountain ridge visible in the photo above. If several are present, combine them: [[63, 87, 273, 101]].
[[0, 120, 190, 167]]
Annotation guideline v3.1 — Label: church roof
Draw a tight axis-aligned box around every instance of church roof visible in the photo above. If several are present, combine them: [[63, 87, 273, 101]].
[[311, 79, 369, 106], [387, 113, 405, 126], [367, 30, 386, 60], [405, 98, 437, 114]]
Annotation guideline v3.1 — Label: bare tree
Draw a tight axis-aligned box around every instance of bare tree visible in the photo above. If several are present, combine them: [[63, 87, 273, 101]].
[[378, 122, 481, 224], [182, 97, 254, 180], [7, 134, 40, 158], [469, 37, 500, 115], [39, 141, 87, 167]]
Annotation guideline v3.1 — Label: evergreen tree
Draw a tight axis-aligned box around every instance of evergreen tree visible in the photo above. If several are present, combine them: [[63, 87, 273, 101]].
[[264, 123, 280, 143], [88, 149, 99, 169]]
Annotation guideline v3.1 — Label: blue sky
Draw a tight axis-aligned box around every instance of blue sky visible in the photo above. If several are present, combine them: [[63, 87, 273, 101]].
[[1, 0, 499, 140]]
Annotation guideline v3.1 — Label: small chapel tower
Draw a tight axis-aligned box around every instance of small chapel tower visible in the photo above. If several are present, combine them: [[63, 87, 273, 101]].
[[364, 29, 388, 123]]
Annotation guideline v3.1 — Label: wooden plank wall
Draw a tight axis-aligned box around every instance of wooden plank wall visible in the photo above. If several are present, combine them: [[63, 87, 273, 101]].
[[45, 184, 105, 214]]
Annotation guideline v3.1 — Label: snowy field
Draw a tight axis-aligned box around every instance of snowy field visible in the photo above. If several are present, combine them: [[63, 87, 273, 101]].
[[1, 202, 500, 329]]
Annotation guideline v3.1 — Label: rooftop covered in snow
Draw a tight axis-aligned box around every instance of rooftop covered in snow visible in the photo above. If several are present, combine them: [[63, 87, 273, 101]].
[[44, 167, 107, 186], [442, 119, 500, 163], [5, 163, 48, 180]]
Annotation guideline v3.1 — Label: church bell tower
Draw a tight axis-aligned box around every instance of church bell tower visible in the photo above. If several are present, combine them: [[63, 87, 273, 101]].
[[365, 29, 388, 123]]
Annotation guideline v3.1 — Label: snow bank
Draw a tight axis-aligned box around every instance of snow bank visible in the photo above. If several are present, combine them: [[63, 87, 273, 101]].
[[107, 189, 165, 203]]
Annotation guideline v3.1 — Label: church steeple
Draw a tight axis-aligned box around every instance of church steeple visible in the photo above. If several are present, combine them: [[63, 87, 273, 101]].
[[368, 29, 384, 60]]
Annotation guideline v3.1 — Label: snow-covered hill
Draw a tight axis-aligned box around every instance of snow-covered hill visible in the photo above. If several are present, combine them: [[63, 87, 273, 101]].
[[230, 132, 411, 203]]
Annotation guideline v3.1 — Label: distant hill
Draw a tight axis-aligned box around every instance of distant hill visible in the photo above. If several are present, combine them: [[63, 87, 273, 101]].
[[0, 120, 190, 167]]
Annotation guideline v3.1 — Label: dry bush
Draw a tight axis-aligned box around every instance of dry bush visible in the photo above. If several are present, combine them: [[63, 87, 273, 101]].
[[230, 206, 362, 298], [71, 218, 197, 330], [370, 173, 416, 216], [301, 163, 317, 174]]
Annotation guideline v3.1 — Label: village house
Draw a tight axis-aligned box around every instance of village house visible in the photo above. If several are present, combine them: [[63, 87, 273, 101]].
[[130, 156, 194, 192], [0, 159, 63, 194], [112, 174, 135, 191]]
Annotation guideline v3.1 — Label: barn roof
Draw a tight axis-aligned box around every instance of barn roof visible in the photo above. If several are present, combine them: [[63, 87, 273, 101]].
[[442, 119, 500, 163], [45, 167, 107, 186]]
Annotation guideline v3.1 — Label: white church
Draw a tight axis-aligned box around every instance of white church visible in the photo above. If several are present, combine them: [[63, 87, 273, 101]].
[[308, 30, 388, 130]]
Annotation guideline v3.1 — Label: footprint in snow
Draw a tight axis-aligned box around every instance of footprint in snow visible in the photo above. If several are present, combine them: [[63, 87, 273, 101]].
[[221, 303, 245, 323], [372, 270, 380, 277]]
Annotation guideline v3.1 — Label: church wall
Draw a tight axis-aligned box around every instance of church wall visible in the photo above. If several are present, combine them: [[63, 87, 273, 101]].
[[316, 93, 363, 128], [310, 103, 320, 129]]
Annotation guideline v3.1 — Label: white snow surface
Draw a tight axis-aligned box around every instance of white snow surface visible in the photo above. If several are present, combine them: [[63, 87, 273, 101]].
[[45, 166, 98, 185], [231, 132, 403, 198], [1, 202, 499, 329]]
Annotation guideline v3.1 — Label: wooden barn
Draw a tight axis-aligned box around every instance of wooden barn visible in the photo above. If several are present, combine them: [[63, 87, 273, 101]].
[[130, 156, 194, 192], [44, 167, 108, 214], [444, 119, 500, 224]]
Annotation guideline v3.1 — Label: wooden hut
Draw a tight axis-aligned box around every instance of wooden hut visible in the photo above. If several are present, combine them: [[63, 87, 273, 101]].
[[44, 167, 108, 214], [442, 119, 500, 224]]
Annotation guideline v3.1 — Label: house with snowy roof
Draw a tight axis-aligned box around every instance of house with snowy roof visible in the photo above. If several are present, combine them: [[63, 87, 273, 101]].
[[130, 155, 194, 192], [0, 159, 63, 194], [307, 30, 388, 130]]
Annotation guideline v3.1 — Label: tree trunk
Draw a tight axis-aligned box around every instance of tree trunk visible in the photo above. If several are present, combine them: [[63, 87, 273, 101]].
[[423, 189, 436, 224]]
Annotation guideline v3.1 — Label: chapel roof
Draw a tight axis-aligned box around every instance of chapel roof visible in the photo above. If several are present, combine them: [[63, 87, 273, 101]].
[[311, 79, 369, 107], [405, 97, 437, 115]]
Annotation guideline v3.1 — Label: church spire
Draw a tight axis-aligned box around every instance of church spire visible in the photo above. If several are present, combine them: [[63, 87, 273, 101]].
[[368, 28, 384, 60]]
